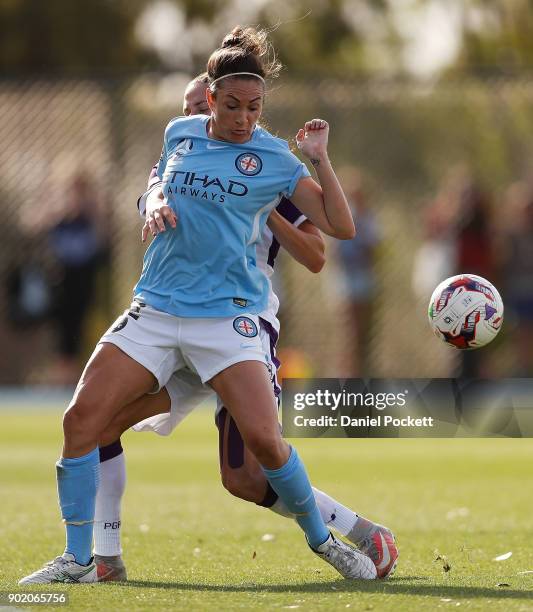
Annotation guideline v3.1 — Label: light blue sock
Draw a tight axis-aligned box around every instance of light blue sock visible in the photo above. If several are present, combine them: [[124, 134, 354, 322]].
[[262, 446, 329, 549], [56, 447, 100, 565]]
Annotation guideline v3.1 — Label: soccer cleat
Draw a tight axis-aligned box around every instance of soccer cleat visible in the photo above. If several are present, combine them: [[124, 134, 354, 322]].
[[353, 520, 399, 579], [18, 553, 97, 584], [313, 533, 377, 580], [95, 554, 128, 582]]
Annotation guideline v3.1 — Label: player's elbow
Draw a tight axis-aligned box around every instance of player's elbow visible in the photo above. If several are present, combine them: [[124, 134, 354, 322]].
[[307, 252, 326, 273], [333, 224, 356, 240]]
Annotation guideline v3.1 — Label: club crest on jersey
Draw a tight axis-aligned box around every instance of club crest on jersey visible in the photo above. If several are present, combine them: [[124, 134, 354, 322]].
[[235, 153, 262, 176], [233, 316, 258, 337]]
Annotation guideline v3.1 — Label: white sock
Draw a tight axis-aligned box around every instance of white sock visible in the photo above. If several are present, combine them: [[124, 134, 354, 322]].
[[312, 487, 358, 536], [268, 486, 359, 536], [93, 452, 126, 556]]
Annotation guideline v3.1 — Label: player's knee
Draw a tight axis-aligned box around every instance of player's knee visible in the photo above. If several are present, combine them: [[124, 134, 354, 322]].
[[63, 408, 84, 443], [63, 398, 100, 442], [220, 467, 264, 503], [221, 469, 249, 500]]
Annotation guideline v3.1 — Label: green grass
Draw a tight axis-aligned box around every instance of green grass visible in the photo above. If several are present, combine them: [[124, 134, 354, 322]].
[[1, 407, 533, 611]]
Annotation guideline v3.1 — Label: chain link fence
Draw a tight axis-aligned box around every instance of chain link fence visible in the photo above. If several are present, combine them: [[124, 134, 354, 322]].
[[2, 75, 533, 384]]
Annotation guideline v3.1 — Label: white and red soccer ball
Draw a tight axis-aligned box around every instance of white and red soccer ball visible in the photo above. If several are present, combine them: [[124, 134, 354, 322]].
[[428, 274, 504, 350]]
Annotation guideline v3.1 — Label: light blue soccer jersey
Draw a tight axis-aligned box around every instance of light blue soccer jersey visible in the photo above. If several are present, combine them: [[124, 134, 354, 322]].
[[134, 115, 311, 317]]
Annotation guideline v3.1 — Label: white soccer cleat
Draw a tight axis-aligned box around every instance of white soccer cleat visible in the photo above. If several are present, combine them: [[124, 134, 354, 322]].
[[313, 533, 377, 580], [18, 553, 97, 584]]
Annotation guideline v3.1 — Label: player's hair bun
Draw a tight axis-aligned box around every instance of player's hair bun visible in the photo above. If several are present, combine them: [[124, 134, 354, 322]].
[[207, 25, 282, 89], [221, 27, 267, 57]]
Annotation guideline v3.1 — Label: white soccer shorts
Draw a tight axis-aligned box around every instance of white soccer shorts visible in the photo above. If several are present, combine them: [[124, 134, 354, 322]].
[[100, 301, 268, 389], [129, 316, 281, 436]]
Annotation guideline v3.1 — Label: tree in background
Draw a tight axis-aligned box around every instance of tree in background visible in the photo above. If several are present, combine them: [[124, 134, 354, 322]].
[[3, 0, 533, 78], [449, 0, 533, 76], [0, 0, 403, 77], [256, 0, 402, 77], [0, 0, 156, 74]]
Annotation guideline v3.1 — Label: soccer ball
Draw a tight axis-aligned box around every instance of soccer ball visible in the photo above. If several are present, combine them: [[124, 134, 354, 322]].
[[428, 274, 504, 350]]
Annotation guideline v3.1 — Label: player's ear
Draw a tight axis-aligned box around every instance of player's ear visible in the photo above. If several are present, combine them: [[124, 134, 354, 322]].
[[206, 87, 216, 113]]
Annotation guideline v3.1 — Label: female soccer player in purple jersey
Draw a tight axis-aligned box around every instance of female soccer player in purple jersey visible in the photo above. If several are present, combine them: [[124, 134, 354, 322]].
[[20, 27, 396, 585], [93, 73, 397, 582]]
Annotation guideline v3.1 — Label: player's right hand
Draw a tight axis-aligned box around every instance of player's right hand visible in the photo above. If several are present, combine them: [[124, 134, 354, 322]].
[[296, 118, 329, 162], [142, 203, 177, 242]]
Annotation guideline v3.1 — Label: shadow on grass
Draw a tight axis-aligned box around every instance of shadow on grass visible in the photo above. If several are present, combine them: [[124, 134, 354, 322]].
[[119, 579, 531, 599]]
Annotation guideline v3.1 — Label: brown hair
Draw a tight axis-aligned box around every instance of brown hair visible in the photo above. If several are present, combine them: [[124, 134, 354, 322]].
[[207, 26, 281, 92], [192, 72, 209, 85]]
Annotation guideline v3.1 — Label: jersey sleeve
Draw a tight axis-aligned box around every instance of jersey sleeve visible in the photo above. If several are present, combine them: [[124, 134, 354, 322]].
[[276, 197, 307, 227], [147, 164, 160, 189], [137, 164, 162, 216], [137, 181, 162, 216]]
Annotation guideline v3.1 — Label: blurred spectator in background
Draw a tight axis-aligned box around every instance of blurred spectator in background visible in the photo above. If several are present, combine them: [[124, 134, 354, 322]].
[[454, 182, 496, 283], [6, 235, 53, 327], [499, 182, 533, 376], [47, 173, 107, 385], [337, 170, 380, 376], [414, 170, 497, 377], [453, 180, 497, 377], [412, 196, 456, 302], [3, 229, 55, 384]]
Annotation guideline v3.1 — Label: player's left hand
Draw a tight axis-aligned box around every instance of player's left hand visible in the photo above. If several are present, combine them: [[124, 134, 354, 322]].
[[142, 203, 177, 242], [296, 119, 329, 163]]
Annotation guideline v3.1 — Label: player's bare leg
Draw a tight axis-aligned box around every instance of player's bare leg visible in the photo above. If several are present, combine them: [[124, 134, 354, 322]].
[[99, 387, 171, 448], [216, 406, 273, 503], [19, 343, 157, 585], [63, 343, 157, 457], [94, 363, 398, 582], [216, 404, 398, 577], [209, 361, 376, 579]]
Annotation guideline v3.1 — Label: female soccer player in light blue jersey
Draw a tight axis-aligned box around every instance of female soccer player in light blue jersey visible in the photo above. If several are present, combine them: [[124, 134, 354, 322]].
[[20, 27, 393, 585], [92, 74, 397, 582]]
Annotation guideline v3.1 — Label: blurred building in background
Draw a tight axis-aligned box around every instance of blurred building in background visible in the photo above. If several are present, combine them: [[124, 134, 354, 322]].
[[2, 0, 533, 384]]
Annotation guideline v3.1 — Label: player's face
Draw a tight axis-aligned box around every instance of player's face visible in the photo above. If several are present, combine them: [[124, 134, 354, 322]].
[[207, 78, 264, 144], [183, 82, 210, 116]]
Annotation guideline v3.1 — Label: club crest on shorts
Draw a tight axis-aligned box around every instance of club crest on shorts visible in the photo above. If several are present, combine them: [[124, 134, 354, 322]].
[[233, 316, 258, 337], [235, 153, 262, 176]]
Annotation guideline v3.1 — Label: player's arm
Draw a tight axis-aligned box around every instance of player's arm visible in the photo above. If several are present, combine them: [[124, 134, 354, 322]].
[[290, 119, 355, 240], [142, 189, 176, 242], [140, 136, 177, 241], [267, 211, 325, 273], [137, 164, 163, 216]]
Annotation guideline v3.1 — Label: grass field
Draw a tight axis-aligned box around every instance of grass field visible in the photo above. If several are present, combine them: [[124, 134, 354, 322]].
[[1, 406, 532, 611]]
